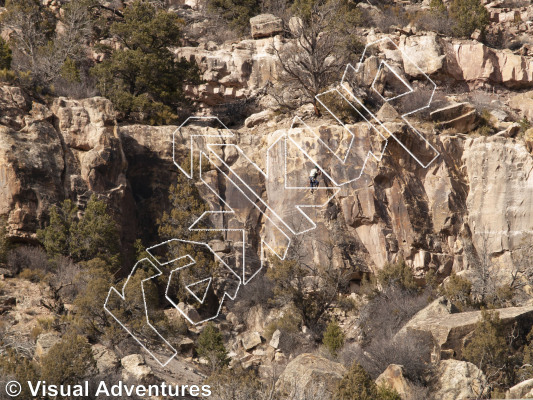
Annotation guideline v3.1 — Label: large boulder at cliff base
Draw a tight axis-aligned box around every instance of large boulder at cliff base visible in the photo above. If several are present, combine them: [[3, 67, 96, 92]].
[[250, 14, 283, 39], [275, 353, 346, 399]]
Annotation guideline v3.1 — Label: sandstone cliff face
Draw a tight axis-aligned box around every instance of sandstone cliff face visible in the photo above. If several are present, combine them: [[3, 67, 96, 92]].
[[1, 89, 532, 279], [174, 37, 281, 107], [176, 31, 533, 113], [0, 91, 136, 252], [1, 24, 533, 276]]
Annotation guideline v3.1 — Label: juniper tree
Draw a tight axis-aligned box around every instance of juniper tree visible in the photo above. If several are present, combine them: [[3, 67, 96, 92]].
[[196, 323, 229, 372], [0, 37, 11, 70], [91, 0, 200, 124], [323, 319, 345, 357]]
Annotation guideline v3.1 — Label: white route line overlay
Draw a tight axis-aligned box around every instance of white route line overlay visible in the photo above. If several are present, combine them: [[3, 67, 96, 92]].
[[104, 258, 178, 367], [105, 36, 443, 364]]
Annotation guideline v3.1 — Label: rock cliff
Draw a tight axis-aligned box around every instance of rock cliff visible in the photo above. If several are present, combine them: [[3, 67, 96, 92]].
[[1, 86, 532, 279]]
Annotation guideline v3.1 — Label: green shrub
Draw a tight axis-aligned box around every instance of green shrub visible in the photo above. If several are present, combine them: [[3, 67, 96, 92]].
[[0, 37, 12, 70], [38, 196, 120, 268], [264, 309, 301, 341], [463, 310, 507, 367], [207, 0, 260, 33], [376, 384, 402, 400], [0, 350, 39, 399], [196, 322, 229, 371], [70, 195, 120, 267], [463, 309, 516, 391], [158, 177, 218, 303], [519, 117, 531, 135], [334, 362, 377, 400], [376, 260, 418, 292], [18, 268, 48, 283], [524, 327, 533, 365], [37, 199, 77, 258], [72, 261, 122, 342], [60, 57, 81, 83], [429, 0, 446, 13], [30, 316, 57, 340], [91, 1, 200, 124], [0, 216, 10, 264], [266, 254, 348, 332], [449, 0, 489, 37], [441, 272, 473, 311], [334, 362, 401, 400], [522, 327, 533, 380], [40, 332, 96, 385], [323, 319, 345, 357]]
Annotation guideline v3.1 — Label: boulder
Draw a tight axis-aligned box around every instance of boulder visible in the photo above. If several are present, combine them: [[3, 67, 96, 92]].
[[433, 360, 487, 400], [376, 364, 415, 400], [34, 332, 61, 360], [288, 17, 303, 35], [246, 304, 265, 332], [495, 122, 521, 138], [507, 378, 533, 399], [376, 102, 400, 122], [250, 14, 283, 39], [402, 304, 533, 360], [509, 91, 533, 121], [274, 351, 287, 363], [51, 97, 116, 152], [226, 312, 239, 326], [269, 329, 281, 349], [444, 40, 533, 89], [177, 337, 195, 355], [276, 354, 346, 400], [400, 34, 445, 77], [242, 331, 262, 351], [121, 354, 153, 381], [430, 103, 478, 133], [175, 37, 280, 106], [489, 109, 508, 122], [209, 239, 230, 253], [245, 110, 275, 128], [92, 344, 119, 374]]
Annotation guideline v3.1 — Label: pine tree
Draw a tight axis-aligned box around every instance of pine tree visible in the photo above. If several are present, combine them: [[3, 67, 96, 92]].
[[0, 216, 10, 264], [376, 384, 402, 400], [463, 309, 514, 389], [0, 37, 12, 70], [91, 0, 200, 124], [463, 310, 507, 369], [376, 259, 418, 293], [70, 195, 120, 267], [37, 200, 77, 258], [207, 0, 260, 33], [334, 362, 402, 400], [72, 259, 120, 341], [334, 362, 378, 400], [157, 175, 217, 303], [441, 272, 473, 311], [449, 0, 489, 37], [40, 332, 96, 385], [196, 322, 229, 372], [323, 319, 345, 357], [38, 196, 120, 269]]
